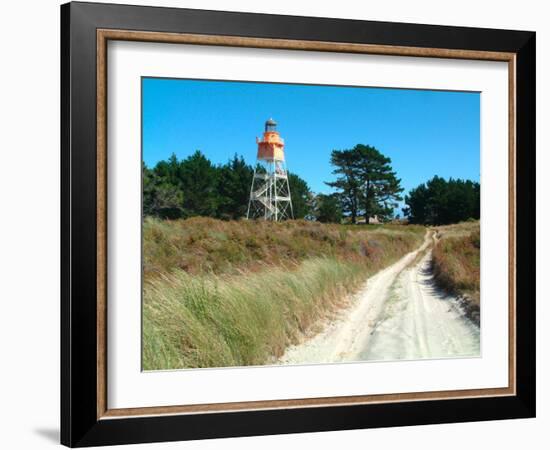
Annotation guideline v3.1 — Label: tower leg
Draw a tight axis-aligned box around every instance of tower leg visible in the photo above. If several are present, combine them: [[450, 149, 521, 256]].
[[246, 165, 257, 220], [285, 163, 294, 219]]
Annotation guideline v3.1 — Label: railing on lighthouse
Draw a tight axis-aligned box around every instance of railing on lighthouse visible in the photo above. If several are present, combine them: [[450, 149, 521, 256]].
[[246, 118, 294, 221]]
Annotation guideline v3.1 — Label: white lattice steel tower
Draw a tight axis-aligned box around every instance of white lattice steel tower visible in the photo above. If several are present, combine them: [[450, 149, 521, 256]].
[[247, 118, 293, 221]]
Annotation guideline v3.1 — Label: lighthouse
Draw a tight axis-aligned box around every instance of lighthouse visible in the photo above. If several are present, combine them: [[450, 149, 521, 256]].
[[246, 118, 293, 221]]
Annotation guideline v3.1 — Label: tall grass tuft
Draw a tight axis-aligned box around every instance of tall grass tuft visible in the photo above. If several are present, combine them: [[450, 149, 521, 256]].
[[143, 258, 366, 369], [432, 222, 480, 322]]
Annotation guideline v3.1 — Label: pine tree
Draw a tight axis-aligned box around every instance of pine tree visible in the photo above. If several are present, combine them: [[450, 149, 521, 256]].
[[354, 144, 403, 222], [404, 176, 480, 225], [217, 154, 254, 219], [143, 162, 185, 219], [325, 149, 362, 224], [315, 193, 342, 223], [326, 145, 403, 223], [178, 150, 219, 217], [288, 173, 314, 219]]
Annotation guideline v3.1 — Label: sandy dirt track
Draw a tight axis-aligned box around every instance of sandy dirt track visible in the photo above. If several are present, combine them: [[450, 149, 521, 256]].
[[279, 232, 480, 365]]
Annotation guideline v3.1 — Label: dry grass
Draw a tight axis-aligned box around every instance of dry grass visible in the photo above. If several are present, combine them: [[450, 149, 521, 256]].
[[143, 217, 425, 279], [434, 220, 479, 240], [143, 217, 425, 370], [432, 221, 480, 323]]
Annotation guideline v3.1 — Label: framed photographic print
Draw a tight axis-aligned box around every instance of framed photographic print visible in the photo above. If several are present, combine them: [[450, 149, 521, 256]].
[[60, 1, 536, 447]]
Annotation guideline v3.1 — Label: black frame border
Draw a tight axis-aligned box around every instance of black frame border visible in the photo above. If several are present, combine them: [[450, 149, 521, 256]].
[[61, 2, 535, 447]]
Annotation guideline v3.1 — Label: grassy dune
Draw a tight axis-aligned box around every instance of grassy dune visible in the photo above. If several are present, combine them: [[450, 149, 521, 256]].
[[143, 218, 425, 370], [432, 221, 480, 323]]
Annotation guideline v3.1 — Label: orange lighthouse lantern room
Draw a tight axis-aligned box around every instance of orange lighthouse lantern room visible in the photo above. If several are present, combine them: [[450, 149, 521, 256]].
[[257, 118, 285, 161]]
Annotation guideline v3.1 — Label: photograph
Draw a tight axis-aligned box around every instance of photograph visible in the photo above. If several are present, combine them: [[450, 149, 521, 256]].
[[141, 78, 482, 371], [54, 1, 536, 446]]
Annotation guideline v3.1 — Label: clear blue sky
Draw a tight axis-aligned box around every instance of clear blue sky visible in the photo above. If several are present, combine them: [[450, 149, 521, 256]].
[[142, 77, 480, 203]]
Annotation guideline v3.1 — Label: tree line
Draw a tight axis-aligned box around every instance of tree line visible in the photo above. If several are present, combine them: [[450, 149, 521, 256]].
[[143, 151, 313, 220], [143, 146, 479, 226], [403, 176, 480, 225], [322, 145, 479, 225]]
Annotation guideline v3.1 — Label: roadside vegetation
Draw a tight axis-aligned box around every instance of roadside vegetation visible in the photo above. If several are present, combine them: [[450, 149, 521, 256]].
[[431, 221, 480, 324], [142, 218, 425, 370], [143, 152, 315, 221]]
